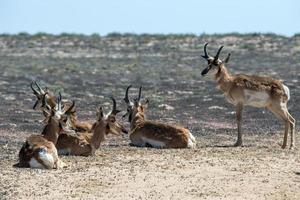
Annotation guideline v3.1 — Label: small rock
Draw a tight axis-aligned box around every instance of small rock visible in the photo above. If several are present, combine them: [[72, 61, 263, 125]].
[[158, 104, 174, 110], [208, 106, 227, 110]]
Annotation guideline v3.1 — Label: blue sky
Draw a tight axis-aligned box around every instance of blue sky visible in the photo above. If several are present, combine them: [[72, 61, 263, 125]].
[[1, 0, 299, 36]]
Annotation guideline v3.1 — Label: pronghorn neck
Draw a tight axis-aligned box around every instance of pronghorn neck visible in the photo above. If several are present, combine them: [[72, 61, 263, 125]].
[[68, 113, 78, 129], [41, 117, 61, 145], [90, 120, 106, 150], [130, 111, 146, 130], [215, 65, 233, 93], [46, 94, 57, 109]]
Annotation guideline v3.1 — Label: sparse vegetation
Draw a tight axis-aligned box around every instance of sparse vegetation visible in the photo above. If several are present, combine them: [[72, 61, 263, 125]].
[[0, 33, 299, 199]]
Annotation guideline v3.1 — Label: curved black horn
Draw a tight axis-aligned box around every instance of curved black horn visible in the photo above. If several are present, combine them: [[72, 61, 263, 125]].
[[124, 85, 132, 104], [34, 81, 44, 93], [111, 97, 117, 111], [214, 46, 224, 60], [224, 53, 231, 63], [137, 86, 142, 102], [64, 101, 75, 114], [57, 92, 62, 111], [30, 82, 39, 95], [201, 43, 209, 59], [32, 100, 39, 109], [111, 97, 121, 115]]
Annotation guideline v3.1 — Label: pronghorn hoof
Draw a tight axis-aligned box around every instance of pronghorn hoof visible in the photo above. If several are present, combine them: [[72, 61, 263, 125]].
[[289, 145, 295, 150], [281, 144, 287, 149]]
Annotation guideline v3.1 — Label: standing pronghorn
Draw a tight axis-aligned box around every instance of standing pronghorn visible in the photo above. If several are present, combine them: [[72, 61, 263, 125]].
[[200, 43, 295, 149], [55, 97, 127, 156], [123, 85, 196, 148], [16, 93, 75, 169]]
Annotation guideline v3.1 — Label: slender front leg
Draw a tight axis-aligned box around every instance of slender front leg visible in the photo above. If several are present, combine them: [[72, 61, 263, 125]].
[[234, 103, 244, 146], [288, 113, 296, 149]]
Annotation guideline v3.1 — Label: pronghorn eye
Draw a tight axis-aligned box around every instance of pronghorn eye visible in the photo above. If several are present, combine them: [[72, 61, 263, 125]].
[[109, 117, 116, 123]]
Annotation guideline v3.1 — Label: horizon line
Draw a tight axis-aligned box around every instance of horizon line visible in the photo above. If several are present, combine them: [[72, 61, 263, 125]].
[[1, 31, 299, 38]]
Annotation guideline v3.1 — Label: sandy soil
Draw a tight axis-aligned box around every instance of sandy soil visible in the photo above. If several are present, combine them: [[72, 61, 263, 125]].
[[1, 132, 300, 200], [0, 34, 299, 199]]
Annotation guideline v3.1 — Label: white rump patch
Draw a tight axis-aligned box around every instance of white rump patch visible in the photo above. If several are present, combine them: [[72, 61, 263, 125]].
[[38, 149, 54, 168], [244, 90, 270, 107], [58, 148, 71, 155], [29, 157, 45, 169], [141, 137, 166, 148], [29, 148, 54, 169], [187, 131, 196, 148]]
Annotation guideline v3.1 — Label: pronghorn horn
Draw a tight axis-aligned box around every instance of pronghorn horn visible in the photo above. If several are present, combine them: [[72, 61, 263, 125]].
[[224, 53, 231, 63], [137, 86, 142, 103], [32, 100, 39, 109], [201, 43, 210, 59], [30, 82, 39, 95], [124, 85, 132, 104], [57, 92, 62, 111], [110, 97, 120, 114], [64, 101, 75, 114], [111, 97, 116, 111], [214, 46, 224, 61], [34, 81, 45, 94]]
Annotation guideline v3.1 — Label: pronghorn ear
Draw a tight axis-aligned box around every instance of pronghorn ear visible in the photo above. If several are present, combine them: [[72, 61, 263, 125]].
[[142, 99, 149, 109], [59, 122, 63, 130], [107, 115, 116, 123], [133, 99, 139, 107], [97, 107, 104, 120], [224, 53, 231, 64]]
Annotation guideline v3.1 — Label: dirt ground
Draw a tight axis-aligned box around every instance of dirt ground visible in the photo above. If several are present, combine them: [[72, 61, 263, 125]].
[[0, 34, 300, 199]]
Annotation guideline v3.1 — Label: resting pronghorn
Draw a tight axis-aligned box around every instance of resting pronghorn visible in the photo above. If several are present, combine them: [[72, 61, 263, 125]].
[[123, 85, 196, 148], [16, 93, 75, 169], [30, 81, 93, 132], [55, 97, 127, 156], [200, 43, 295, 149]]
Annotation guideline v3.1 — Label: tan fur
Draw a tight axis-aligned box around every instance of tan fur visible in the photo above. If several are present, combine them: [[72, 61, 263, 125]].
[[130, 117, 191, 148], [55, 121, 106, 156], [201, 44, 295, 149], [124, 86, 195, 148], [69, 113, 93, 133], [17, 115, 65, 169], [56, 103, 127, 156], [231, 74, 287, 100], [16, 93, 74, 169]]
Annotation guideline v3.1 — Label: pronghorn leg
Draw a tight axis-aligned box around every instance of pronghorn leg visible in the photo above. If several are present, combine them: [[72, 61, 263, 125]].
[[287, 113, 296, 149], [267, 103, 291, 149], [234, 103, 244, 147]]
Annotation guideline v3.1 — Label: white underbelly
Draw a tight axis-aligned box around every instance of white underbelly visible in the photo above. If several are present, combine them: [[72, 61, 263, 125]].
[[58, 148, 71, 155], [141, 137, 166, 148], [29, 157, 45, 169], [244, 90, 270, 107]]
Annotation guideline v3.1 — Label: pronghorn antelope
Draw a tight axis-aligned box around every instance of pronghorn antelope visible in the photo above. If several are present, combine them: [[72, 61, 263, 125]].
[[30, 81, 93, 132], [16, 93, 75, 169], [30, 81, 56, 109], [55, 97, 127, 156], [200, 43, 295, 149], [123, 85, 196, 148]]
